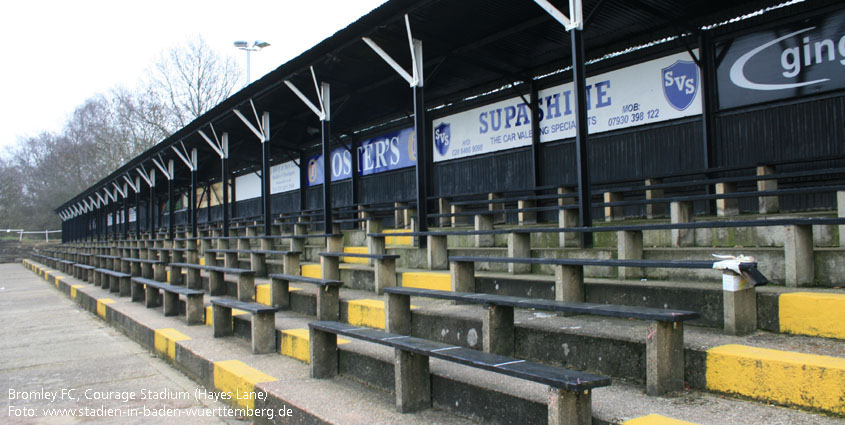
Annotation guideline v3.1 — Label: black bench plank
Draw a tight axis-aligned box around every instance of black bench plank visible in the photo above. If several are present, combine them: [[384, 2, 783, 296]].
[[449, 255, 741, 270], [267, 273, 343, 286], [385, 287, 700, 322], [169, 262, 254, 275], [319, 252, 400, 260], [132, 277, 205, 295], [211, 297, 277, 314], [122, 258, 163, 264], [206, 249, 300, 255], [309, 321, 610, 391], [96, 268, 130, 278]]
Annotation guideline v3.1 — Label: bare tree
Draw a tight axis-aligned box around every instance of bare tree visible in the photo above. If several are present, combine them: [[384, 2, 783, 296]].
[[145, 35, 242, 132]]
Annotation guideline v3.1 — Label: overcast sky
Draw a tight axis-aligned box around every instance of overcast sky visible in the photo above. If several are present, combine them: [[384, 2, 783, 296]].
[[0, 0, 387, 153]]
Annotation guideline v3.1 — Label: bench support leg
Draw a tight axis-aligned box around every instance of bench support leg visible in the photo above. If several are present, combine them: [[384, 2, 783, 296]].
[[646, 321, 684, 396], [170, 265, 183, 286], [309, 328, 337, 379], [758, 166, 779, 214], [321, 256, 340, 281], [716, 182, 739, 217], [163, 291, 178, 316], [187, 269, 202, 290], [209, 271, 225, 296], [252, 312, 276, 354], [558, 208, 579, 248], [141, 263, 153, 280], [204, 251, 217, 267], [212, 305, 233, 337], [154, 263, 166, 282], [438, 198, 451, 227], [131, 282, 144, 302], [603, 191, 623, 221], [386, 293, 411, 334], [555, 265, 584, 305], [186, 295, 203, 325], [518, 200, 536, 224], [670, 201, 694, 247], [225, 252, 238, 269], [270, 278, 290, 310], [784, 224, 814, 287], [374, 258, 396, 295], [450, 261, 475, 294], [483, 304, 514, 355], [723, 270, 757, 335], [145, 286, 161, 308], [250, 253, 267, 278], [119, 276, 130, 297], [427, 235, 448, 270], [617, 230, 643, 279], [368, 232, 385, 266], [317, 285, 340, 321], [645, 179, 665, 219], [109, 275, 119, 293], [282, 254, 300, 275], [130, 262, 140, 278], [507, 233, 531, 274], [839, 191, 845, 247], [475, 215, 494, 247], [394, 349, 431, 413], [237, 275, 255, 302], [101, 273, 109, 290], [548, 388, 592, 425]]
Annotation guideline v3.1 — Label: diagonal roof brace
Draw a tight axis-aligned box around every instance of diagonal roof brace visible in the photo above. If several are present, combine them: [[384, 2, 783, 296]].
[[137, 166, 153, 187], [171, 141, 195, 171], [199, 124, 226, 158], [151, 156, 173, 180], [533, 0, 583, 31], [96, 192, 108, 206], [123, 175, 138, 192], [112, 182, 127, 198], [361, 14, 421, 87], [284, 66, 326, 121], [104, 187, 117, 203], [233, 105, 266, 143]]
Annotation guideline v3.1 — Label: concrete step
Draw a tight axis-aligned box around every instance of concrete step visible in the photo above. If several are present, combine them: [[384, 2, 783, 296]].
[[23, 259, 845, 422]]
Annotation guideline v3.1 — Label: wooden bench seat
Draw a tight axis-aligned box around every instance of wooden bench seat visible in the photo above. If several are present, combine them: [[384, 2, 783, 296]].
[[309, 320, 609, 423], [132, 277, 205, 325], [267, 273, 343, 320], [168, 262, 254, 300], [210, 297, 278, 354]]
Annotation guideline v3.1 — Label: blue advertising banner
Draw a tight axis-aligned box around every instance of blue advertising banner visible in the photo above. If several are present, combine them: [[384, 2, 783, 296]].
[[306, 127, 417, 186], [432, 51, 702, 162]]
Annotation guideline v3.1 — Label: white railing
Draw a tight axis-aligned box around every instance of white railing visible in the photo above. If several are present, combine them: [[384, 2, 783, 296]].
[[1, 229, 61, 242]]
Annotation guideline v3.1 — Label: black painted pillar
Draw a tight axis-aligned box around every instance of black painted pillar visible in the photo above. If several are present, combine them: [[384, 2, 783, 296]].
[[149, 176, 155, 237], [530, 81, 542, 188], [699, 31, 717, 214], [571, 29, 593, 248], [191, 168, 198, 237], [299, 151, 307, 213], [123, 189, 129, 239], [168, 162, 175, 241], [262, 117, 272, 236], [350, 139, 359, 207], [206, 183, 212, 224], [135, 180, 141, 237], [222, 134, 230, 237], [413, 85, 428, 234], [321, 83, 333, 234]]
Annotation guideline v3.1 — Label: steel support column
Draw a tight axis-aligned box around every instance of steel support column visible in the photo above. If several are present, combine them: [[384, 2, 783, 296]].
[[149, 172, 156, 236], [168, 161, 175, 241], [699, 31, 717, 215], [321, 98, 332, 233], [350, 138, 359, 207], [571, 29, 593, 248], [530, 81, 542, 188], [299, 151, 307, 212], [191, 167, 198, 237], [261, 113, 272, 236], [123, 186, 129, 239], [221, 133, 230, 237]]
